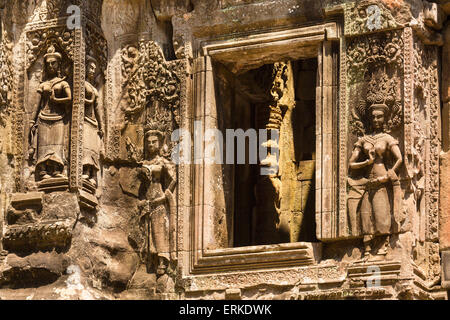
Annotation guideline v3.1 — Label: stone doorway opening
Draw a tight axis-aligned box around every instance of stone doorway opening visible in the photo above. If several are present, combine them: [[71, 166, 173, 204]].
[[213, 58, 319, 248]]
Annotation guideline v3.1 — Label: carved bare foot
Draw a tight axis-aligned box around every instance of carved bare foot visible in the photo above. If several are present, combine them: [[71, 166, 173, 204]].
[[362, 250, 370, 262], [40, 171, 51, 180], [361, 241, 371, 261], [377, 236, 389, 256], [89, 178, 97, 187], [156, 257, 168, 276]]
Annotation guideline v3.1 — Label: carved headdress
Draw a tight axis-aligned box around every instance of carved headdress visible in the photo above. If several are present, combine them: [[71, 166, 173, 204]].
[[86, 52, 98, 66], [351, 71, 402, 136], [44, 45, 62, 62], [144, 102, 173, 158], [144, 126, 164, 141]]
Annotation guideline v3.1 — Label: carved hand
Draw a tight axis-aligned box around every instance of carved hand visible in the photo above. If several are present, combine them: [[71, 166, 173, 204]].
[[149, 196, 166, 208], [368, 149, 376, 165], [50, 89, 57, 102], [170, 251, 177, 262], [137, 200, 149, 213], [415, 188, 423, 201], [29, 120, 37, 130], [377, 175, 389, 184], [164, 189, 173, 200], [387, 169, 399, 182], [28, 147, 35, 159]]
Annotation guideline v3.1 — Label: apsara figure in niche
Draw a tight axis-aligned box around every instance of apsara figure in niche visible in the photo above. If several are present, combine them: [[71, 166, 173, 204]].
[[82, 54, 103, 188], [29, 45, 72, 180], [348, 75, 403, 260], [137, 127, 176, 277]]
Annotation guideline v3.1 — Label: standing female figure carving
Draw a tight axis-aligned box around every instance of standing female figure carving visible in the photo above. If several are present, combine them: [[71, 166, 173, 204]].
[[348, 100, 403, 259], [29, 45, 72, 180], [138, 129, 176, 277]]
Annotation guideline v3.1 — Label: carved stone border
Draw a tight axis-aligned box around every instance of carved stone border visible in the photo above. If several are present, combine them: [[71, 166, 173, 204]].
[[337, 33, 348, 238], [69, 23, 85, 191], [186, 23, 338, 275]]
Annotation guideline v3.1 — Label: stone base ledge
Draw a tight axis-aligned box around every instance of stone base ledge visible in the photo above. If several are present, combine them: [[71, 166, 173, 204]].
[[181, 258, 445, 300], [2, 220, 73, 253]]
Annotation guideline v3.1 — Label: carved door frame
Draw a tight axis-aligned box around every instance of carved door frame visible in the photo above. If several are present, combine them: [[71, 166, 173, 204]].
[[185, 23, 340, 275]]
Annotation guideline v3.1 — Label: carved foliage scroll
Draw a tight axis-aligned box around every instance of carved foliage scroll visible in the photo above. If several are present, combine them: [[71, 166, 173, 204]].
[[114, 41, 185, 163], [411, 35, 440, 242], [26, 27, 75, 69], [346, 30, 404, 85]]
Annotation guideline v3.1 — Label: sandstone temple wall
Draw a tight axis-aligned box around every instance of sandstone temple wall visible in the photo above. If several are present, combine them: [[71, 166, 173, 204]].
[[0, 0, 449, 300]]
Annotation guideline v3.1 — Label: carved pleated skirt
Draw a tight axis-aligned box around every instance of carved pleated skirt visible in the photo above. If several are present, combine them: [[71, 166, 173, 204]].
[[148, 204, 170, 261], [360, 184, 392, 237], [36, 114, 65, 168], [82, 117, 100, 170]]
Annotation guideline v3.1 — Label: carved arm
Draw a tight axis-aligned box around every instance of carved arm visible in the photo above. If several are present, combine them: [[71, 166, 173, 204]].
[[348, 147, 374, 170], [390, 144, 403, 174], [93, 95, 104, 136], [50, 84, 72, 105]]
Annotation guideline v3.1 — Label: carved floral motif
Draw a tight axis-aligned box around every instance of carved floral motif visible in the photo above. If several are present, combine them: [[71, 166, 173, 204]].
[[412, 37, 440, 242], [26, 27, 75, 69], [347, 70, 404, 257], [346, 30, 403, 84], [118, 41, 184, 162]]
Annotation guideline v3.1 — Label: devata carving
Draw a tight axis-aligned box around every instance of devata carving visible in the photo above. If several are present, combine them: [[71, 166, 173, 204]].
[[82, 55, 103, 189], [137, 127, 177, 284], [29, 45, 72, 181], [0, 0, 448, 301], [115, 39, 182, 291], [346, 30, 404, 84], [348, 72, 403, 259]]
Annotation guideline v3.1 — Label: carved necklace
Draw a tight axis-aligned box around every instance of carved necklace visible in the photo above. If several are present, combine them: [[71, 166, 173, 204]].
[[364, 132, 387, 145]]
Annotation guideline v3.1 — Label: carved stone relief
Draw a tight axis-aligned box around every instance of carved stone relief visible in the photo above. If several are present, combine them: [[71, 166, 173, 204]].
[[0, 0, 448, 301], [106, 39, 185, 293], [28, 45, 72, 185], [0, 29, 12, 129], [254, 62, 289, 245], [344, 0, 407, 36], [113, 41, 183, 163], [347, 70, 404, 259], [344, 22, 442, 283], [346, 30, 404, 85], [346, 29, 405, 247]]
